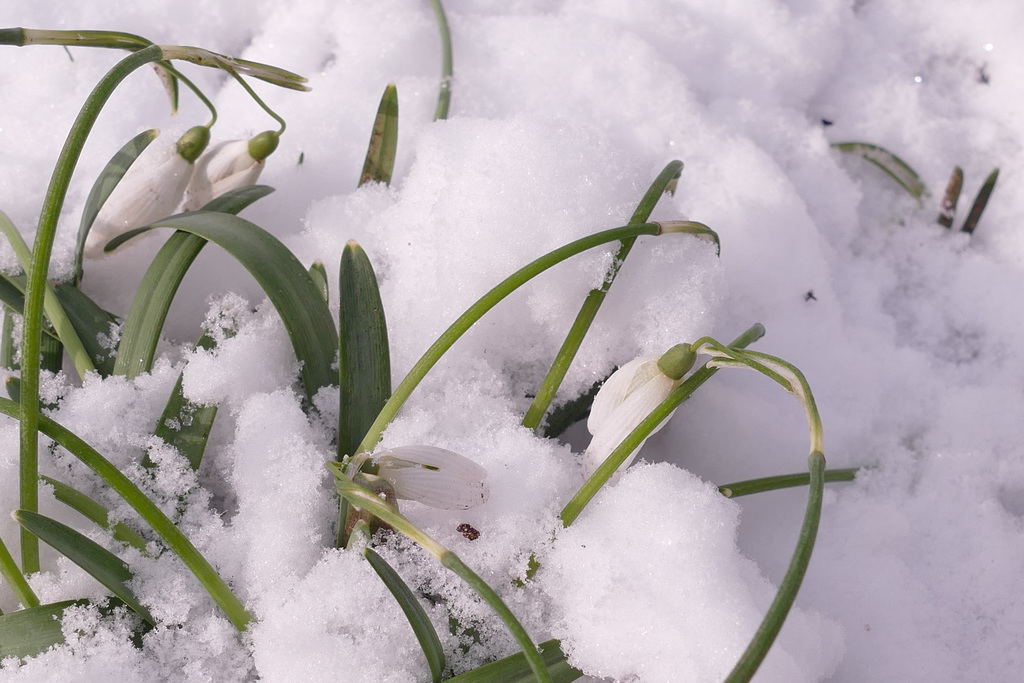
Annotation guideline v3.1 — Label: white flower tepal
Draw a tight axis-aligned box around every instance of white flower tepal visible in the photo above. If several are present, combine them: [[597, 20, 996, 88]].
[[85, 126, 209, 258], [582, 345, 695, 480], [374, 445, 489, 510], [184, 131, 278, 210]]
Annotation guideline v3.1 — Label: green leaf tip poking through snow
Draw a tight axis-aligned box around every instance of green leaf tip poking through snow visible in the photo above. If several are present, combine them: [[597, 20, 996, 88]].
[[832, 141, 927, 202], [359, 83, 399, 187]]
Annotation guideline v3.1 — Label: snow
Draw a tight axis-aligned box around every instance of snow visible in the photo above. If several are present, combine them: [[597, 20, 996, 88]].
[[2, 0, 1024, 681]]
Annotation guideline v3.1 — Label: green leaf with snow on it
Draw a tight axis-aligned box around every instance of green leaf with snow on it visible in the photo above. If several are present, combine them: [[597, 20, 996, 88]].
[[40, 475, 149, 553], [937, 166, 963, 228], [13, 510, 155, 626], [0, 600, 86, 660], [110, 185, 275, 379], [0, 397, 252, 631], [338, 241, 391, 461], [359, 83, 399, 187], [108, 210, 338, 404], [76, 128, 159, 285], [150, 330, 219, 471], [364, 547, 445, 683], [442, 639, 582, 683], [960, 168, 999, 235], [831, 142, 928, 202]]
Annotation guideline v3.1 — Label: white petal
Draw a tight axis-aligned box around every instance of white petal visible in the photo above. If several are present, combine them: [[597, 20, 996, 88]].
[[184, 140, 263, 211], [376, 446, 489, 510], [85, 141, 194, 258], [582, 371, 679, 480], [587, 355, 660, 435]]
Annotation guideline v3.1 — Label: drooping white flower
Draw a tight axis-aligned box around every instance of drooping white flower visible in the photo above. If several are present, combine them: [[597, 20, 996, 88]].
[[85, 126, 209, 258], [183, 130, 278, 210], [373, 445, 489, 510], [582, 345, 695, 480]]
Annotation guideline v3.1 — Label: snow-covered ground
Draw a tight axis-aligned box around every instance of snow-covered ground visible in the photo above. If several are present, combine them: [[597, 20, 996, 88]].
[[2, 1, 1023, 680]]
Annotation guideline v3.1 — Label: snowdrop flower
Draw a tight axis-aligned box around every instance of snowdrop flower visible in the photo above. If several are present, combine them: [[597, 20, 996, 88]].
[[373, 445, 489, 510], [582, 344, 695, 480], [183, 130, 278, 210], [85, 126, 209, 258]]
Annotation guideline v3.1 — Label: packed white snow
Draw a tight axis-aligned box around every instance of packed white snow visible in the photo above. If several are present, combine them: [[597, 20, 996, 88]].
[[2, 0, 1024, 681]]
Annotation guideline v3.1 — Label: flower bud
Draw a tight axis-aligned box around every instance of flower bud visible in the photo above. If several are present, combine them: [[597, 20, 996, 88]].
[[85, 128, 207, 258], [183, 131, 277, 211], [582, 348, 691, 480]]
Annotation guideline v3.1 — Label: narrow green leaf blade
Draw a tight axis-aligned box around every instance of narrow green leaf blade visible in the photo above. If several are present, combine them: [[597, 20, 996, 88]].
[[0, 530, 39, 609], [937, 166, 963, 228], [112, 212, 337, 402], [522, 160, 685, 433], [0, 600, 85, 659], [309, 260, 329, 302], [0, 211, 95, 378], [831, 141, 927, 201], [359, 83, 399, 187], [53, 282, 121, 377], [151, 331, 219, 470], [76, 129, 159, 284], [443, 639, 582, 683], [338, 241, 391, 459], [960, 168, 999, 235], [41, 475, 149, 552], [13, 510, 154, 625], [365, 547, 445, 683]]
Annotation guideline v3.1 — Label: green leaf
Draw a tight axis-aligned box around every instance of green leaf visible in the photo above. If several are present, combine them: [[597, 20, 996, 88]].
[[0, 210, 95, 379], [75, 129, 159, 285], [365, 547, 445, 683], [13, 510, 155, 625], [937, 166, 963, 228], [831, 141, 927, 201], [0, 530, 39, 609], [53, 282, 122, 377], [1, 306, 16, 371], [110, 185, 275, 379], [110, 210, 337, 404], [41, 475, 149, 552], [330, 472, 552, 683], [443, 640, 581, 683], [150, 331, 219, 470], [0, 599, 86, 660], [338, 241, 391, 459], [522, 160, 686, 433], [0, 397, 252, 631], [718, 467, 859, 497], [309, 260, 329, 302], [960, 168, 999, 235], [359, 83, 399, 187]]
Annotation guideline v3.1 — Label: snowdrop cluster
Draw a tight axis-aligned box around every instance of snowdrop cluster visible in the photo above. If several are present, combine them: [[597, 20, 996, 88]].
[[84, 128, 277, 258]]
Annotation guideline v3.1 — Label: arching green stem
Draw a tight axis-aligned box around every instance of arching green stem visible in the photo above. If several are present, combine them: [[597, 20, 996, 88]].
[[19, 45, 165, 574]]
